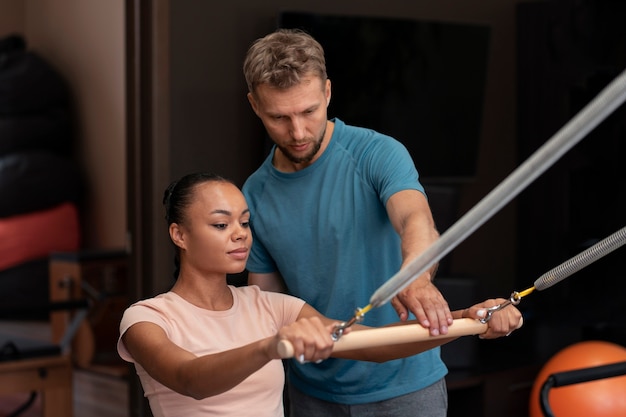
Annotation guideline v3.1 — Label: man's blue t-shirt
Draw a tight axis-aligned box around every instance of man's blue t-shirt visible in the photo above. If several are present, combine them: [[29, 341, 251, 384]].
[[243, 118, 447, 404]]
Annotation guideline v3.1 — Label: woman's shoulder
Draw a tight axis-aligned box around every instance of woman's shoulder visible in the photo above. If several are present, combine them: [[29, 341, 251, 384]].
[[124, 292, 186, 319], [232, 284, 266, 300], [234, 284, 303, 305]]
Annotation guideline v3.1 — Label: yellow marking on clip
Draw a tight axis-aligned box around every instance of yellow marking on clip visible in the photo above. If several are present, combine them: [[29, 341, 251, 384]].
[[517, 286, 535, 298], [358, 304, 373, 317]]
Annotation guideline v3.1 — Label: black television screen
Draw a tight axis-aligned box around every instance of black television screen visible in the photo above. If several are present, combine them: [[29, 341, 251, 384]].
[[278, 11, 491, 183]]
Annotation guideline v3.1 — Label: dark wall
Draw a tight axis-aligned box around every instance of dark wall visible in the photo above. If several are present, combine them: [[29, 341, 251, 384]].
[[517, 0, 626, 360], [168, 0, 521, 296]]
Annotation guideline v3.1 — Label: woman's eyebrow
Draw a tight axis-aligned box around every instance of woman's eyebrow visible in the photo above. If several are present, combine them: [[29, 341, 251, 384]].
[[211, 208, 250, 216]]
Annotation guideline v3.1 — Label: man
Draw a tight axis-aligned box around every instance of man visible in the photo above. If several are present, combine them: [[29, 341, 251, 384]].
[[242, 28, 454, 416]]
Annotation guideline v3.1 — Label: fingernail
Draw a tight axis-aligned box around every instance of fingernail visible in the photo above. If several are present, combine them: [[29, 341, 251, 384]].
[[477, 309, 486, 318], [298, 354, 305, 364]]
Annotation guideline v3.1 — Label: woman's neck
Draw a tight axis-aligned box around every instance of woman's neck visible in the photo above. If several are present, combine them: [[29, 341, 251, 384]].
[[171, 271, 233, 311]]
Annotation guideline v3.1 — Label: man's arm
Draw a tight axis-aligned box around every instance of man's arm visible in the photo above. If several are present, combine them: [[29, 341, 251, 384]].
[[385, 189, 453, 336], [248, 271, 288, 293]]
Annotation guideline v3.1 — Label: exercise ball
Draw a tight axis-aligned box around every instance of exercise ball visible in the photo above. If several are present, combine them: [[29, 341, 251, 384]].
[[529, 340, 626, 417]]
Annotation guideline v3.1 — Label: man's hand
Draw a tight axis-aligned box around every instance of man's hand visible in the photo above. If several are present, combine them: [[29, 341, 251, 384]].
[[391, 276, 453, 336]]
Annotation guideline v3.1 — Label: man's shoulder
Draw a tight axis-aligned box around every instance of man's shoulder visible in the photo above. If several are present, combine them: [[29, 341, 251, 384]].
[[334, 118, 397, 147], [242, 162, 270, 193], [334, 122, 403, 161]]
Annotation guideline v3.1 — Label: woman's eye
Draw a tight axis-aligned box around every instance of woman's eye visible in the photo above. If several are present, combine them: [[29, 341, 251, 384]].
[[213, 223, 227, 230], [241, 221, 250, 228]]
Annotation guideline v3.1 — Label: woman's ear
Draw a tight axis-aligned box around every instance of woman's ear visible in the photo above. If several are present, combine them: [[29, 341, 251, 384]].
[[169, 223, 185, 249]]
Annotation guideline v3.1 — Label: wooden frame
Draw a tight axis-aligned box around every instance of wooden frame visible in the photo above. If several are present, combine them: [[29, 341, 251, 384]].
[[0, 258, 81, 417], [126, 0, 171, 415], [0, 356, 73, 417]]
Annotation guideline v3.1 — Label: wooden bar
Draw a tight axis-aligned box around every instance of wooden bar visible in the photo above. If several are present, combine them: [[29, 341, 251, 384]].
[[278, 318, 489, 358]]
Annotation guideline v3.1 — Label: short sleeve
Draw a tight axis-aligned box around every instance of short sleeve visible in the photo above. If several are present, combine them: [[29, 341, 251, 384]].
[[117, 303, 169, 363]]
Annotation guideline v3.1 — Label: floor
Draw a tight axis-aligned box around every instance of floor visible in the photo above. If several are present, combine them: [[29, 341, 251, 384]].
[[0, 320, 129, 417]]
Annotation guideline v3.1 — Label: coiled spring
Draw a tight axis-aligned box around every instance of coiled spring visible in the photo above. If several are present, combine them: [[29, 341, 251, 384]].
[[534, 226, 626, 291]]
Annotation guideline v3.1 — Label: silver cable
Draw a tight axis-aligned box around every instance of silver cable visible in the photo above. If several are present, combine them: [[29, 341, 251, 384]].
[[534, 226, 626, 291]]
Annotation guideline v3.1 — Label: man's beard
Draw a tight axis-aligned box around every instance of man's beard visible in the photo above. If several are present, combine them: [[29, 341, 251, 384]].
[[278, 126, 326, 164]]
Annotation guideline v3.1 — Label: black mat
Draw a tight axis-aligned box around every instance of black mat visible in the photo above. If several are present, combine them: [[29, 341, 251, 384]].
[[0, 333, 60, 362]]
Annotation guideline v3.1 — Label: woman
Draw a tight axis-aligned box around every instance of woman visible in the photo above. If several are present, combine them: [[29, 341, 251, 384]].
[[117, 172, 522, 417]]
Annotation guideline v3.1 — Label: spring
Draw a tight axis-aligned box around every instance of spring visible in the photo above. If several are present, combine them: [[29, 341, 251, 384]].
[[534, 226, 626, 291]]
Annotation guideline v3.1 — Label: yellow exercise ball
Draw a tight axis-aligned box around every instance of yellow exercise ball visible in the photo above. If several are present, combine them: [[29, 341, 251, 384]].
[[529, 340, 626, 417]]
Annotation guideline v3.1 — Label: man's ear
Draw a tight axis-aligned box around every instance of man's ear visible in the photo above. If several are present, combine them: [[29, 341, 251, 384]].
[[247, 92, 260, 116], [325, 79, 332, 107]]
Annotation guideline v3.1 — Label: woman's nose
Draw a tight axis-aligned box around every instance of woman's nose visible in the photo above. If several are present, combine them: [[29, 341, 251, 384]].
[[233, 227, 248, 240]]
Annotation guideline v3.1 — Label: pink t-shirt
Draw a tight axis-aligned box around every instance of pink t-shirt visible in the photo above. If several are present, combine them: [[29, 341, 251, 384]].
[[118, 285, 305, 417]]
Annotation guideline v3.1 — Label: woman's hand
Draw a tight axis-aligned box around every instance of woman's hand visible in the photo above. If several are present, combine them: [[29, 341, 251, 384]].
[[274, 317, 346, 363], [463, 298, 523, 339]]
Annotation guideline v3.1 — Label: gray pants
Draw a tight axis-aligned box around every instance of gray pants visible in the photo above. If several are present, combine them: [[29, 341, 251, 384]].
[[287, 378, 448, 417]]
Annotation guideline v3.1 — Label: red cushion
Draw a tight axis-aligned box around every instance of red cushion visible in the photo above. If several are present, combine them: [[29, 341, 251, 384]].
[[0, 202, 80, 270]]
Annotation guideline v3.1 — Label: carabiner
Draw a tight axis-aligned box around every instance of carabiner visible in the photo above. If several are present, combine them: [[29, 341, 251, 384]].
[[479, 291, 522, 324], [331, 307, 367, 340]]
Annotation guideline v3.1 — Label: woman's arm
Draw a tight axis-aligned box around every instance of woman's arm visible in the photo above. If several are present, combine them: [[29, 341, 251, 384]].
[[123, 297, 521, 399], [122, 315, 339, 400], [123, 322, 275, 399]]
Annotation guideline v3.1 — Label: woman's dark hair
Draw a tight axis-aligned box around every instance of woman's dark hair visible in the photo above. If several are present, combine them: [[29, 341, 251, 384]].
[[162, 172, 233, 279]]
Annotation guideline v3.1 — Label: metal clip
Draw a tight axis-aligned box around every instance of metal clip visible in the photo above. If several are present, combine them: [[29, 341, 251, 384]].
[[479, 291, 522, 324], [331, 307, 367, 341]]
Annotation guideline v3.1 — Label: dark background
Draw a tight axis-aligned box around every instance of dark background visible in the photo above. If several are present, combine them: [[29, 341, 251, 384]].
[[279, 11, 491, 182], [516, 0, 626, 359], [166, 0, 626, 361]]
